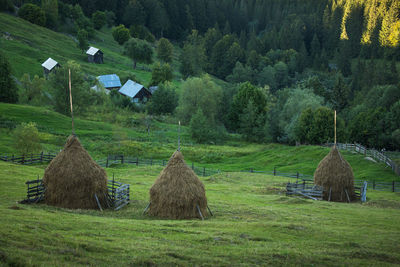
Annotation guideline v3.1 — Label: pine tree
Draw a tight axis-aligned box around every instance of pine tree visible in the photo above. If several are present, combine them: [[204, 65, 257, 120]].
[[0, 52, 18, 103], [157, 38, 173, 63]]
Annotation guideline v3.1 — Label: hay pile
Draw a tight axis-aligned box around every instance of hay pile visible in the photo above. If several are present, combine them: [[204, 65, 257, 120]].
[[314, 146, 355, 202], [149, 151, 208, 219], [43, 135, 108, 209]]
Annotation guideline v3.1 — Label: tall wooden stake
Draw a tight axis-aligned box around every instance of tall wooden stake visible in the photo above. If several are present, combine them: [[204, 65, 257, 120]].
[[69, 69, 75, 134], [334, 110, 337, 146], [178, 121, 181, 151]]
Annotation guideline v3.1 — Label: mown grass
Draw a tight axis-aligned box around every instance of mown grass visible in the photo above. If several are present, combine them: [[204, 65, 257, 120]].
[[0, 161, 400, 266], [1, 103, 399, 182]]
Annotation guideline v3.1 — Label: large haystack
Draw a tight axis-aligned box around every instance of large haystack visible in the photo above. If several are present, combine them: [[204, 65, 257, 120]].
[[43, 135, 108, 209], [148, 151, 208, 219], [314, 146, 355, 202]]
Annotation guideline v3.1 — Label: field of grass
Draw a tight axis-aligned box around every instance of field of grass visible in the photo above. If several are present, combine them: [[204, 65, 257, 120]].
[[1, 103, 399, 182], [0, 161, 400, 266]]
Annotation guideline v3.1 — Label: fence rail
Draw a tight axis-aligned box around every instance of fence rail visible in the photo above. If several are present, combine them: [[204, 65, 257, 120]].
[[325, 143, 400, 176]]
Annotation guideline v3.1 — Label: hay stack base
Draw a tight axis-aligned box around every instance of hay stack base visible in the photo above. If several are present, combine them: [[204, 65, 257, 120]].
[[43, 135, 108, 209], [314, 146, 355, 202], [149, 151, 208, 219]]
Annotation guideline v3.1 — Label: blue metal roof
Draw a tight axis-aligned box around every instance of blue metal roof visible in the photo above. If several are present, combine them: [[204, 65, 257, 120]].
[[118, 79, 144, 98], [97, 74, 121, 89]]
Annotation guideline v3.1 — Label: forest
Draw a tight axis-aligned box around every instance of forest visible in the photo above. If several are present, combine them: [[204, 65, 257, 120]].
[[1, 0, 400, 150]]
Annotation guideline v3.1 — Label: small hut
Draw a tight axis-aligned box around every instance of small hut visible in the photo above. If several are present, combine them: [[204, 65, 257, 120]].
[[148, 151, 208, 219], [314, 146, 355, 202], [86, 47, 103, 64], [119, 79, 152, 103], [41, 57, 60, 77], [43, 135, 108, 209]]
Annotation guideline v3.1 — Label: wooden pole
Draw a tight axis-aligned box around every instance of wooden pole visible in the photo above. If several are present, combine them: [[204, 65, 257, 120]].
[[334, 110, 337, 146], [68, 69, 75, 134], [178, 121, 181, 151]]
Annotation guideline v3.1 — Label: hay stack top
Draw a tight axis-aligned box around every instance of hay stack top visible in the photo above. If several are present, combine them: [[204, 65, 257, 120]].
[[43, 135, 108, 209], [314, 146, 355, 202], [149, 151, 208, 219]]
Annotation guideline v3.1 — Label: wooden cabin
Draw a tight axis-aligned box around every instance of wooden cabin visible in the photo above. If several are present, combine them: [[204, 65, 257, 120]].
[[41, 58, 60, 77], [86, 47, 103, 64], [118, 79, 152, 103]]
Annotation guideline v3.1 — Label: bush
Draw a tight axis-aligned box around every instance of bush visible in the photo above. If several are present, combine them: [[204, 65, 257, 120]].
[[150, 62, 173, 86], [18, 3, 46, 26], [189, 109, 226, 144], [13, 122, 42, 154], [147, 82, 178, 115], [112, 24, 130, 45], [92, 11, 106, 30], [157, 38, 173, 63]]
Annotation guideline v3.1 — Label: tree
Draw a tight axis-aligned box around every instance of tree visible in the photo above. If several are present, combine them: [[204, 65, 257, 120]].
[[122, 0, 145, 27], [13, 122, 42, 155], [147, 82, 178, 115], [92, 11, 106, 30], [47, 61, 91, 115], [0, 52, 18, 103], [177, 75, 222, 124], [19, 74, 47, 105], [124, 38, 153, 69], [332, 74, 351, 111], [77, 28, 88, 52], [105, 10, 116, 27], [150, 62, 173, 86], [0, 0, 14, 12], [42, 0, 58, 29], [157, 38, 173, 63], [112, 24, 130, 45], [18, 3, 46, 27], [179, 30, 206, 78], [190, 109, 215, 143], [239, 100, 267, 142]]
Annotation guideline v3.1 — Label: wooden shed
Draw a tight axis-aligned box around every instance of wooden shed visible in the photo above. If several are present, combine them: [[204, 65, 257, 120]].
[[118, 79, 152, 103], [86, 47, 103, 64], [41, 58, 60, 77]]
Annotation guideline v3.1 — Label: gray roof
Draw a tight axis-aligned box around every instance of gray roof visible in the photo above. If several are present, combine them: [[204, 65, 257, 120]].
[[118, 79, 144, 98], [149, 86, 158, 94], [41, 58, 58, 71], [97, 74, 121, 89], [86, 46, 100, 56]]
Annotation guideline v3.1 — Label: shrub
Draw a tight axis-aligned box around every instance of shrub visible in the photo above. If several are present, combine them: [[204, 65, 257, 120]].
[[13, 122, 42, 154], [18, 3, 46, 26]]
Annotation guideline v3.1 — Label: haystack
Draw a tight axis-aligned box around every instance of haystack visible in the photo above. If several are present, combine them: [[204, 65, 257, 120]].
[[148, 151, 207, 219], [43, 135, 108, 209], [314, 146, 355, 202]]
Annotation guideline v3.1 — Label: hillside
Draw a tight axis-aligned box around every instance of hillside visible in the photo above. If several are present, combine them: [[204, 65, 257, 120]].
[[0, 162, 399, 266], [1, 103, 399, 182], [0, 13, 152, 84]]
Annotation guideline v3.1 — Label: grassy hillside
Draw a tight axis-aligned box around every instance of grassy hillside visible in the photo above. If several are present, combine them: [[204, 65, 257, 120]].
[[0, 162, 399, 266], [1, 103, 399, 182], [0, 13, 152, 84]]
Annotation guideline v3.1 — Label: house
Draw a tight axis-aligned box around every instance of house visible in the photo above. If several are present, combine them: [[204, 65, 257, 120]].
[[86, 47, 103, 64], [118, 79, 152, 103], [97, 74, 121, 90], [41, 58, 60, 77]]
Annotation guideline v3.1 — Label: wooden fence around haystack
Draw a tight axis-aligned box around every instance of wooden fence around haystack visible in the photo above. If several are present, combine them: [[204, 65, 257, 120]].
[[20, 176, 130, 211]]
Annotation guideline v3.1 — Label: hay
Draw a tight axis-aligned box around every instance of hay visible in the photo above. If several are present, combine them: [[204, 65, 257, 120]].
[[43, 135, 108, 209], [148, 151, 208, 219], [314, 146, 355, 202]]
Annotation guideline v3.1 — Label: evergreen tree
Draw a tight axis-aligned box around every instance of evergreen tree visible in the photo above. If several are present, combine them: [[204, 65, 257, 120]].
[[92, 10, 106, 30], [157, 38, 173, 63], [0, 53, 18, 103], [77, 28, 88, 52], [150, 62, 173, 86]]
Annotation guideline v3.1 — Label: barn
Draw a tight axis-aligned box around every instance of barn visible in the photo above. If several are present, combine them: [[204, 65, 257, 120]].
[[86, 47, 103, 64], [118, 79, 152, 103], [97, 74, 122, 91], [41, 58, 60, 77]]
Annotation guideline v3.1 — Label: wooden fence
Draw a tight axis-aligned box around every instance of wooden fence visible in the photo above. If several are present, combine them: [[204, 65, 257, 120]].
[[20, 177, 45, 204], [325, 143, 400, 176], [0, 152, 57, 165]]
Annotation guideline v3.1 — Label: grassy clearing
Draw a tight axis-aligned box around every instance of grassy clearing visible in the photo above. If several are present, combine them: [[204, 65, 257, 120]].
[[0, 161, 400, 266], [1, 103, 399, 182]]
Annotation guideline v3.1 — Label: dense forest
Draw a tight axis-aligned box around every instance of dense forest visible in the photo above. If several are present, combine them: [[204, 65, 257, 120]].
[[1, 0, 400, 150]]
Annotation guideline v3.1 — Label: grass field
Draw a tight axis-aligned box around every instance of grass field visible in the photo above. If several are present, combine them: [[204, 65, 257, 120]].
[[0, 161, 400, 266]]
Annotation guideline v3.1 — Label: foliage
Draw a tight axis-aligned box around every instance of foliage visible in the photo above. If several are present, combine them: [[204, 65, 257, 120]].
[[189, 108, 226, 144], [18, 3, 46, 27], [177, 75, 222, 124], [105, 10, 116, 27], [92, 11, 106, 30], [0, 0, 14, 12], [150, 62, 173, 86], [13, 122, 41, 154], [129, 24, 155, 43], [124, 38, 153, 69], [147, 82, 178, 115], [156, 38, 173, 63], [0, 52, 18, 103], [47, 61, 91, 115], [179, 30, 206, 78], [112, 24, 130, 45], [77, 28, 88, 52], [18, 74, 47, 105], [41, 0, 58, 29]]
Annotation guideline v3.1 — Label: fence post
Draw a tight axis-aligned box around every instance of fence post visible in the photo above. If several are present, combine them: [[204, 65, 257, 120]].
[[22, 154, 25, 164], [273, 167, 276, 176], [40, 151, 43, 163], [203, 167, 205, 176], [250, 168, 253, 173], [121, 155, 124, 164], [12, 154, 14, 162], [150, 158, 153, 166], [373, 180, 376, 190], [106, 156, 109, 168], [393, 181, 395, 192], [192, 162, 194, 170], [136, 157, 138, 166], [296, 172, 299, 179], [162, 160, 165, 166]]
